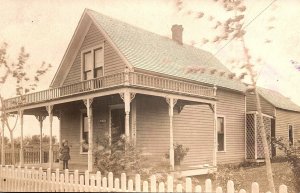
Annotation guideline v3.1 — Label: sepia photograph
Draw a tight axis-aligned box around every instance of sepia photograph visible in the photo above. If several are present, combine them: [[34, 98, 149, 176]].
[[0, 0, 299, 192]]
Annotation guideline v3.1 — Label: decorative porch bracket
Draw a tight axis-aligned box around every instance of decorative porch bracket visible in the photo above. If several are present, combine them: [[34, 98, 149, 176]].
[[19, 110, 24, 166], [209, 103, 217, 166], [46, 105, 53, 169], [120, 91, 136, 139], [35, 115, 46, 164], [166, 97, 178, 171], [84, 98, 94, 172]]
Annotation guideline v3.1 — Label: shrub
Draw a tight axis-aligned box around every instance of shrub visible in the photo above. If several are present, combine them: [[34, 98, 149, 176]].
[[272, 137, 300, 192], [165, 143, 190, 166]]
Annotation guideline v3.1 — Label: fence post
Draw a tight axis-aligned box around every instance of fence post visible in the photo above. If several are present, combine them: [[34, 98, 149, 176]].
[[158, 182, 165, 192], [279, 185, 287, 193], [135, 174, 141, 192], [186, 177, 192, 192], [227, 180, 235, 193], [108, 172, 113, 191], [252, 182, 259, 193], [121, 173, 126, 191], [143, 181, 149, 192], [176, 184, 183, 192], [150, 175, 156, 192], [205, 179, 212, 192], [195, 185, 202, 193]]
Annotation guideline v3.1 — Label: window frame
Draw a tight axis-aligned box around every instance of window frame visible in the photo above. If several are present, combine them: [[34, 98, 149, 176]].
[[217, 115, 226, 152], [81, 43, 104, 81], [80, 110, 89, 154], [288, 124, 294, 146]]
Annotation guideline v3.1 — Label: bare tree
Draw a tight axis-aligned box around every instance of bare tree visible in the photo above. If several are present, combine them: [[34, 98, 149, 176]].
[[175, 0, 277, 192], [0, 42, 51, 165]]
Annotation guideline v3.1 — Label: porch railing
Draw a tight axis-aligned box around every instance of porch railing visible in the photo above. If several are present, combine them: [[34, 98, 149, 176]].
[[3, 71, 216, 110], [0, 148, 59, 165]]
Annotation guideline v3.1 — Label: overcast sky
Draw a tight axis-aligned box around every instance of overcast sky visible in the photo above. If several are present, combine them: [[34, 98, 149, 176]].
[[1, 0, 300, 138]]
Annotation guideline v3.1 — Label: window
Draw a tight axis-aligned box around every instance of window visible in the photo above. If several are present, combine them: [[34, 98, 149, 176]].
[[81, 113, 89, 153], [217, 116, 225, 151], [82, 45, 104, 80], [288, 124, 294, 145]]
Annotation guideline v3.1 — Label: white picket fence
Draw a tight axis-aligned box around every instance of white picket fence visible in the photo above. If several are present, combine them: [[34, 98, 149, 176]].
[[0, 165, 288, 192]]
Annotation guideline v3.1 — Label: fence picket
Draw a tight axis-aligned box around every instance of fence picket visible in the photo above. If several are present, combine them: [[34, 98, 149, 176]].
[[215, 186, 223, 193], [186, 177, 192, 192], [60, 173, 65, 192], [167, 175, 173, 192], [252, 182, 259, 193], [176, 184, 183, 192], [205, 179, 212, 192], [195, 185, 202, 193], [90, 175, 96, 192], [96, 171, 101, 187], [239, 189, 246, 193], [143, 181, 149, 192], [135, 174, 141, 192], [121, 173, 126, 191], [108, 172, 114, 191], [158, 182, 165, 192], [227, 180, 235, 193], [279, 185, 287, 193], [65, 169, 69, 183], [128, 179, 134, 192], [79, 175, 84, 192], [74, 170, 79, 185], [150, 175, 156, 192], [102, 177, 108, 192], [115, 178, 120, 192]]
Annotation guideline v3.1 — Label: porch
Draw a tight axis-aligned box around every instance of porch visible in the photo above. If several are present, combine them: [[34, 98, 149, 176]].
[[2, 70, 218, 175]]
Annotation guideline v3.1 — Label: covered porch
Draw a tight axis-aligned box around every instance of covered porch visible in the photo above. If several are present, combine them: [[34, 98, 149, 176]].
[[2, 71, 218, 175]]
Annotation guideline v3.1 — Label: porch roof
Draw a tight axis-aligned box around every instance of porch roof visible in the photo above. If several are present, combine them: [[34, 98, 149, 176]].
[[77, 9, 246, 92]]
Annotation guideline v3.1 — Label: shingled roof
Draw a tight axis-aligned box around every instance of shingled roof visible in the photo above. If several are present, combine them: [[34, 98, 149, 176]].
[[257, 87, 300, 112], [87, 9, 246, 92]]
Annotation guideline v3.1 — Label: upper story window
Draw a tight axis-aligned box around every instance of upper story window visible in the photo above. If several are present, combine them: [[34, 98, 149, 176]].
[[82, 44, 104, 80], [217, 116, 226, 152], [288, 124, 294, 145]]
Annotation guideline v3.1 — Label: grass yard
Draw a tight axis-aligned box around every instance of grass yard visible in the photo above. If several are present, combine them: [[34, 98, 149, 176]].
[[194, 161, 296, 193]]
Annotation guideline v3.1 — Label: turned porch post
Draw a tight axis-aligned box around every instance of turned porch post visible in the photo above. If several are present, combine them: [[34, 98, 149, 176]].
[[120, 91, 136, 140], [166, 97, 177, 170], [84, 98, 94, 172], [35, 115, 46, 164], [1, 119, 4, 165], [46, 105, 53, 169], [19, 110, 24, 166], [212, 103, 217, 166]]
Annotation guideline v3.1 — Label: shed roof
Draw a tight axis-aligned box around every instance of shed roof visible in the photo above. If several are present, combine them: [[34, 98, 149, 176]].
[[257, 87, 300, 112]]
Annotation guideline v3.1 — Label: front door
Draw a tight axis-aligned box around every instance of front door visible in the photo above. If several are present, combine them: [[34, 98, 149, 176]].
[[111, 107, 125, 146]]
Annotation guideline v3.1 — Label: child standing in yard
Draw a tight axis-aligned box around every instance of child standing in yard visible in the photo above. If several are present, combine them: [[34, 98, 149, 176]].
[[59, 139, 71, 170]]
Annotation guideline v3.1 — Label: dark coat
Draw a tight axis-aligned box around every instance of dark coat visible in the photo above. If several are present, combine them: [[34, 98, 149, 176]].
[[59, 146, 70, 161]]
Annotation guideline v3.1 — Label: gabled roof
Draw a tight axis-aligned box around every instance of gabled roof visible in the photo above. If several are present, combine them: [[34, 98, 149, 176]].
[[51, 9, 246, 92], [257, 87, 300, 112]]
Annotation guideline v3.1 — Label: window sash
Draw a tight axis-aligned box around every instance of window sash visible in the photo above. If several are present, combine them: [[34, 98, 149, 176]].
[[217, 116, 225, 151], [84, 52, 93, 72], [288, 125, 293, 145], [94, 48, 104, 68]]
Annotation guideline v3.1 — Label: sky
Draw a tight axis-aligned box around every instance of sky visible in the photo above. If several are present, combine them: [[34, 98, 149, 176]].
[[0, 0, 300, 139]]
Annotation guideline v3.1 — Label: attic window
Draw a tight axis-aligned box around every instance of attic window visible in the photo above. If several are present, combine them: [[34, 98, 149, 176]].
[[82, 44, 104, 80]]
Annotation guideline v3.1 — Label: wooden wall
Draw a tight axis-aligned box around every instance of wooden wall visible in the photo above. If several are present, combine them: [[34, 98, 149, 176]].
[[246, 93, 275, 116], [216, 89, 246, 164], [63, 23, 126, 86]]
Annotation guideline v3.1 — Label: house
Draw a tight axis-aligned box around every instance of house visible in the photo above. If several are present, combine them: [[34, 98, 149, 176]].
[[246, 87, 300, 161], [2, 9, 248, 175]]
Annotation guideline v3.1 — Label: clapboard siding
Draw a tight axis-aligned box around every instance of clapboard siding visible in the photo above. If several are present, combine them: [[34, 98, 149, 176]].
[[63, 23, 126, 86], [136, 95, 169, 160], [174, 105, 214, 166], [60, 98, 111, 166], [275, 109, 300, 150], [217, 89, 246, 164], [246, 93, 275, 116]]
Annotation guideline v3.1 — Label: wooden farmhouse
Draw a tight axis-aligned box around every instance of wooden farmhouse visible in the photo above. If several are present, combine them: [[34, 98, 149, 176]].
[[3, 9, 298, 175]]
